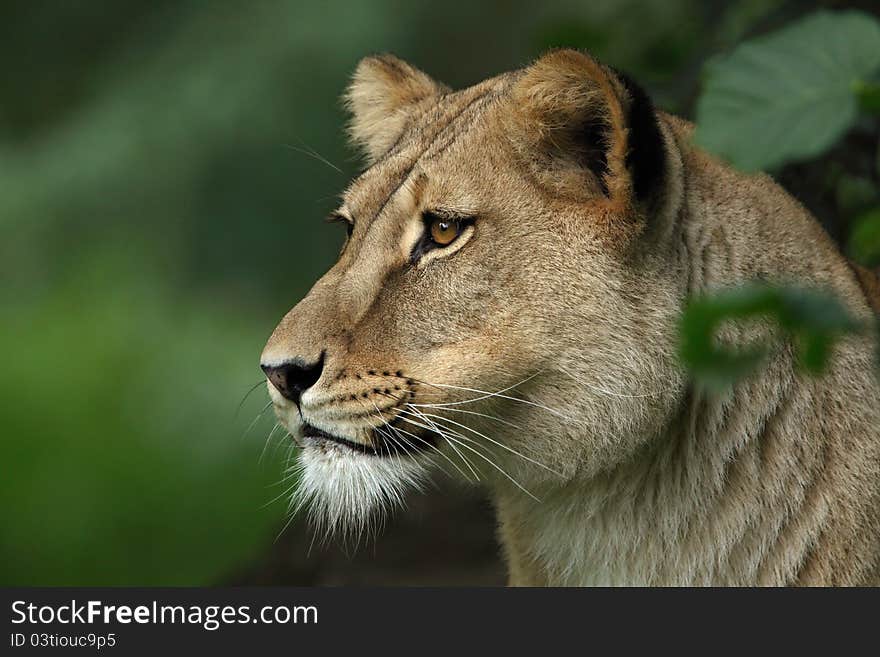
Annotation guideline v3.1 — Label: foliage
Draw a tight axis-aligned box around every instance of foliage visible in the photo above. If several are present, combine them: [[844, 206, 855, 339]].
[[694, 10, 880, 173], [680, 284, 865, 390], [849, 208, 880, 267], [685, 10, 880, 389]]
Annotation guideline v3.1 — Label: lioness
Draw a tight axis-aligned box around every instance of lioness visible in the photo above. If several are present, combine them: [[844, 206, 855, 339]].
[[261, 50, 880, 585]]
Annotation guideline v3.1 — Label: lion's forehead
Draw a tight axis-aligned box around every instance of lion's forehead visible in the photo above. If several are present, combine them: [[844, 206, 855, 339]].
[[342, 79, 511, 221]]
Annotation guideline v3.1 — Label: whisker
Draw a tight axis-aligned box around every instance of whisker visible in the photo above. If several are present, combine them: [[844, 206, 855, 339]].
[[259, 422, 283, 464], [283, 139, 344, 174], [425, 405, 523, 430], [411, 407, 565, 478], [400, 410, 532, 499], [398, 406, 482, 481], [366, 398, 455, 481], [274, 452, 306, 542], [409, 374, 572, 421], [261, 477, 301, 509], [243, 401, 274, 440], [236, 378, 269, 420], [434, 428, 540, 502], [376, 421, 454, 480], [367, 400, 408, 467], [556, 364, 661, 399], [398, 407, 497, 467], [372, 390, 473, 474], [372, 390, 476, 480], [397, 406, 546, 501], [410, 371, 541, 404], [378, 384, 522, 431], [349, 397, 382, 457]]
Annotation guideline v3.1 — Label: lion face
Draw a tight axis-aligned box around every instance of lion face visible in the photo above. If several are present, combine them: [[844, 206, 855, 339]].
[[261, 51, 686, 534]]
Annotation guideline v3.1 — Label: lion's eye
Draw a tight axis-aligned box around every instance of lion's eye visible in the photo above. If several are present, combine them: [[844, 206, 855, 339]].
[[429, 218, 461, 246], [327, 211, 354, 238], [412, 211, 474, 264]]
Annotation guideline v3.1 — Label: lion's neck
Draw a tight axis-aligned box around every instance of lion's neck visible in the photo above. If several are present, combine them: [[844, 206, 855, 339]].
[[495, 362, 838, 586]]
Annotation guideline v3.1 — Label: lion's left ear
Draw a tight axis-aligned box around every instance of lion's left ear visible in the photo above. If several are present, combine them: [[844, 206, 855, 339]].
[[344, 54, 448, 164]]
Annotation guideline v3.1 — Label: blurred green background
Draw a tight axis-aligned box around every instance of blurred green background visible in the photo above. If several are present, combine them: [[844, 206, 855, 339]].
[[1, 0, 875, 585]]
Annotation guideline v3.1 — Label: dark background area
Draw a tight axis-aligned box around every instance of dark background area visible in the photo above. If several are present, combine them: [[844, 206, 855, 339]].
[[1, 0, 876, 586]]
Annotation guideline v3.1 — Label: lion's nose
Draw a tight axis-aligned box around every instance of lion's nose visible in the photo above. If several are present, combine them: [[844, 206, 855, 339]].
[[261, 354, 324, 404]]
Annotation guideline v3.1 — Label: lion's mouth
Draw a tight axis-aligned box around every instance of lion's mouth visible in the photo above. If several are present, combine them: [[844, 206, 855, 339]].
[[302, 424, 377, 455], [302, 421, 440, 457]]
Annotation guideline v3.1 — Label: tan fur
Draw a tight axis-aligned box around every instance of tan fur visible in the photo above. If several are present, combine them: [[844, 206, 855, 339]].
[[262, 51, 880, 586], [851, 263, 880, 314]]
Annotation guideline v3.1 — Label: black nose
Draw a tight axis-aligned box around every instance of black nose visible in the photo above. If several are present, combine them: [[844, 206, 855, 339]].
[[261, 355, 324, 404]]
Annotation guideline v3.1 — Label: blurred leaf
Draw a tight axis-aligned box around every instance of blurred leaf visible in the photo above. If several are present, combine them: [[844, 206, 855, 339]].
[[695, 10, 880, 171], [637, 31, 693, 78], [680, 283, 863, 389], [849, 208, 880, 267], [712, 0, 785, 48], [835, 174, 879, 215], [856, 81, 880, 114]]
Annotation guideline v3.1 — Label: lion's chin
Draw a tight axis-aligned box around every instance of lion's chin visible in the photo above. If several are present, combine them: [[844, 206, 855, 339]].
[[290, 437, 429, 541]]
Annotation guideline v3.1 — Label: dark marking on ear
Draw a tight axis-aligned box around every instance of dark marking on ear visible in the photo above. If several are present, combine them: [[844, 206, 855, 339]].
[[376, 55, 410, 82], [578, 117, 610, 196], [612, 69, 665, 203]]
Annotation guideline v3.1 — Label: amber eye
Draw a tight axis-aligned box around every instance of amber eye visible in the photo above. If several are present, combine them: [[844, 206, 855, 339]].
[[429, 218, 461, 246]]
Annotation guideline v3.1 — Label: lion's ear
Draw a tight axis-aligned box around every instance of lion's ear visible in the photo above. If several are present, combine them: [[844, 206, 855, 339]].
[[344, 54, 447, 164], [507, 50, 665, 207]]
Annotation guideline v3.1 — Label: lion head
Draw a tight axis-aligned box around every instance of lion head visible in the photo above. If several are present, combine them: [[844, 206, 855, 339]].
[[261, 50, 686, 536]]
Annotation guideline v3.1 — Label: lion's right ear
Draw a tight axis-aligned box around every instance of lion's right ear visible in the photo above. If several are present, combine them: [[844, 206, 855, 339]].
[[506, 50, 665, 216], [344, 55, 447, 164]]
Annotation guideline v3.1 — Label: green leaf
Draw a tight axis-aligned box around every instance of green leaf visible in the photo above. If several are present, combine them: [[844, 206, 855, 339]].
[[856, 81, 880, 114], [680, 283, 863, 389], [694, 10, 880, 171], [849, 208, 880, 267], [835, 174, 879, 216]]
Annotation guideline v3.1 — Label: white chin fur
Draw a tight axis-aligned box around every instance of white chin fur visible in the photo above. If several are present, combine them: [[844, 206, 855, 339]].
[[291, 438, 429, 541]]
